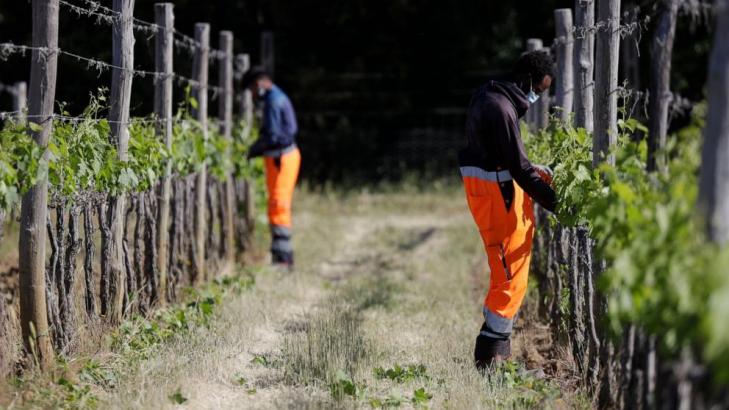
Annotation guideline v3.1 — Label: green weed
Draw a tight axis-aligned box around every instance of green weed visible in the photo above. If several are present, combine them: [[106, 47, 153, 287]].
[[168, 387, 188, 405], [373, 364, 429, 383], [411, 387, 433, 405]]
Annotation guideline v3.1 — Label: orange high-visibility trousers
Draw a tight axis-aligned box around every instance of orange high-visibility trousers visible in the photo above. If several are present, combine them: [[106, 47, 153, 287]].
[[264, 147, 301, 264], [461, 166, 535, 338]]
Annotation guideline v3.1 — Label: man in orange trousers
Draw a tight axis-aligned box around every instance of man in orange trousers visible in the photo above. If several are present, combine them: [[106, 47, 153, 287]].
[[459, 51, 557, 370], [244, 70, 301, 268]]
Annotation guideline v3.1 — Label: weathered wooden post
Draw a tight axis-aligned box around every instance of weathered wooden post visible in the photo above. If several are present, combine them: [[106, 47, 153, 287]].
[[647, 0, 680, 173], [574, 0, 595, 132], [554, 9, 574, 122], [218, 31, 236, 266], [261, 31, 274, 77], [19, 0, 58, 368], [698, 0, 729, 244], [593, 0, 620, 167], [536, 48, 551, 129], [12, 81, 27, 117], [192, 23, 210, 285], [235, 53, 253, 127], [154, 2, 173, 305], [621, 2, 641, 90], [526, 38, 543, 129], [105, 0, 135, 323], [593, 0, 621, 406]]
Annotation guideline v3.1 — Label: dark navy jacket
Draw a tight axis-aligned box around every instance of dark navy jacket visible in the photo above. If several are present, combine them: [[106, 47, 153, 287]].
[[249, 85, 298, 158], [459, 80, 556, 212]]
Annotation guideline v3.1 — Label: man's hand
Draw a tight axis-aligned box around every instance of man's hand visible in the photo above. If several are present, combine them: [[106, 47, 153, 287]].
[[534, 164, 554, 186]]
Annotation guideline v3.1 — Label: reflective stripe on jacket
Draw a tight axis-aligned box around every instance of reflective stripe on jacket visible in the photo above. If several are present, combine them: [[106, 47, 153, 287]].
[[461, 80, 556, 212]]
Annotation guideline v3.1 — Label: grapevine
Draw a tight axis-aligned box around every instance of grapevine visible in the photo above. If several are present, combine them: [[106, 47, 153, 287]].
[[524, 107, 729, 382]]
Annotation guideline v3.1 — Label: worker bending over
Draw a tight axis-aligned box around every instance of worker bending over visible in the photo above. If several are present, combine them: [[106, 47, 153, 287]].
[[459, 51, 557, 370], [243, 70, 301, 268]]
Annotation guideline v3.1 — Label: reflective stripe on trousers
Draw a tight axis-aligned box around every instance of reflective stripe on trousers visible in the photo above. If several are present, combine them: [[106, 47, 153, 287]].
[[460, 166, 535, 333]]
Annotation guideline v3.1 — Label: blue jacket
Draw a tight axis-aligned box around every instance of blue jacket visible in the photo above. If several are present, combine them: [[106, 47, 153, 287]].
[[248, 85, 298, 158]]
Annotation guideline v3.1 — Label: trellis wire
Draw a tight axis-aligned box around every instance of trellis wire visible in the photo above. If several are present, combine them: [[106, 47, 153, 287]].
[[0, 111, 176, 125], [59, 0, 225, 61], [0, 42, 226, 95], [616, 85, 697, 122]]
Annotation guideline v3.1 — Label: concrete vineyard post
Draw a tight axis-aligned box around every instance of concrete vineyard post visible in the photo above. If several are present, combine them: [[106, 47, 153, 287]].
[[19, 0, 59, 369]]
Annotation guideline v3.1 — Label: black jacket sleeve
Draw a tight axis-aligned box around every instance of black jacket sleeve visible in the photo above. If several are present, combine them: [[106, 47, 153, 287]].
[[247, 136, 267, 159], [492, 109, 557, 213]]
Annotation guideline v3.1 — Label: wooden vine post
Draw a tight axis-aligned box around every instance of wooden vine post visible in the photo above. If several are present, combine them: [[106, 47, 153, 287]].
[[698, 0, 729, 245], [235, 53, 254, 145], [154, 2, 173, 305], [218, 30, 236, 265], [593, 2, 621, 406], [621, 2, 641, 90], [593, 0, 620, 167], [192, 23, 210, 285], [13, 81, 27, 117], [106, 0, 135, 323], [574, 0, 595, 132], [261, 31, 274, 77], [554, 8, 574, 122], [526, 38, 543, 129], [647, 0, 680, 174], [19, 0, 58, 368], [536, 47, 551, 130], [234, 52, 255, 240]]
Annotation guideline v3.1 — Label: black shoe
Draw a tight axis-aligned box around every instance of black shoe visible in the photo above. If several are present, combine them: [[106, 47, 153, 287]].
[[272, 250, 294, 265], [474, 335, 511, 371]]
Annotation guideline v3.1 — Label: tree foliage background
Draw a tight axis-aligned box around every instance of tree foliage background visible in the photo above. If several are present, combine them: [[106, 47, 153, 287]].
[[0, 0, 714, 183]]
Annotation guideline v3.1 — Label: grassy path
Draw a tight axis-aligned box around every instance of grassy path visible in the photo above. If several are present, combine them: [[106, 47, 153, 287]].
[[96, 189, 587, 409]]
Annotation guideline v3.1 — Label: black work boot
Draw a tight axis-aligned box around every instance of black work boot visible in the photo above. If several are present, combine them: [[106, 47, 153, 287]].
[[271, 250, 294, 272], [474, 334, 511, 372]]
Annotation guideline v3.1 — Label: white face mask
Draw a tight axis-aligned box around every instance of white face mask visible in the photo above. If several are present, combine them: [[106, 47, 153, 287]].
[[258, 87, 267, 97], [527, 89, 540, 104]]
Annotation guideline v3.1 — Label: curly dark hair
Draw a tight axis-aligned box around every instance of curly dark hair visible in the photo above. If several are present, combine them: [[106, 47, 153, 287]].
[[512, 50, 555, 90]]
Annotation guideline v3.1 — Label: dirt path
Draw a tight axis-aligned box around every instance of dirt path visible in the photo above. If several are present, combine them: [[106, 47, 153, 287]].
[[100, 190, 586, 409]]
